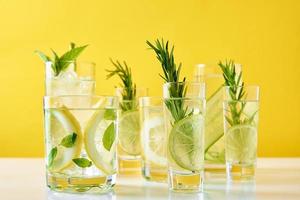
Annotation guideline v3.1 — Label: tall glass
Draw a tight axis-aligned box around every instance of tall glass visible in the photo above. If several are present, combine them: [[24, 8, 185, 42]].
[[223, 86, 259, 181], [140, 97, 167, 182], [163, 82, 205, 192], [194, 64, 243, 178], [45, 61, 95, 96], [44, 95, 118, 193], [116, 87, 148, 175], [194, 64, 226, 176]]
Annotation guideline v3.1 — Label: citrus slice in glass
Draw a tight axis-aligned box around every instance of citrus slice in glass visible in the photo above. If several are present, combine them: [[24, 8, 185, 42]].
[[225, 125, 257, 162], [168, 114, 204, 171], [46, 108, 82, 172], [118, 111, 141, 155], [84, 110, 116, 174], [142, 116, 167, 167]]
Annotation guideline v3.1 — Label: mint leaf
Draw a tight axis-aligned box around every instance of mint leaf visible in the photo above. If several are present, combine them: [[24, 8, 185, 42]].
[[104, 109, 117, 120], [72, 158, 92, 168], [102, 123, 116, 151], [35, 50, 51, 62], [59, 45, 88, 70], [51, 49, 60, 76], [48, 147, 57, 167], [60, 132, 77, 148]]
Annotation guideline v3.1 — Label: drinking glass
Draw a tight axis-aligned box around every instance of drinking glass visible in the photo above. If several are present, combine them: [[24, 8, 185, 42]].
[[116, 87, 148, 175], [45, 61, 95, 96], [163, 82, 205, 192], [194, 64, 226, 176], [44, 95, 118, 193], [223, 85, 259, 181], [140, 97, 167, 182]]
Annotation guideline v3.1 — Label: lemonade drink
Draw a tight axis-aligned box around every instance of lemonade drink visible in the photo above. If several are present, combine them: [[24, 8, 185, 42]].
[[44, 96, 118, 193]]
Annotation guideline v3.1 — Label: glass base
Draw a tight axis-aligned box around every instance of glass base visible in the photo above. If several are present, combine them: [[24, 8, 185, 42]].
[[142, 163, 167, 183], [226, 162, 255, 181], [118, 158, 141, 176], [204, 163, 226, 180], [47, 173, 116, 193], [169, 170, 203, 193]]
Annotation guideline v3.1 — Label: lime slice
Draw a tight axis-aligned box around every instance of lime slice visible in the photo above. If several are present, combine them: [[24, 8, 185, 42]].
[[84, 110, 116, 174], [118, 111, 141, 155], [142, 116, 167, 167], [46, 108, 82, 172], [225, 125, 257, 162], [169, 114, 204, 171]]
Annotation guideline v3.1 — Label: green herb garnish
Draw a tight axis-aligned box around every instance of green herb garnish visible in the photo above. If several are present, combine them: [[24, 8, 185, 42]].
[[102, 123, 116, 151], [72, 158, 92, 168], [106, 59, 137, 111], [218, 60, 256, 125], [146, 39, 189, 123], [35, 43, 88, 76], [104, 109, 117, 120], [47, 147, 57, 168], [60, 132, 77, 148]]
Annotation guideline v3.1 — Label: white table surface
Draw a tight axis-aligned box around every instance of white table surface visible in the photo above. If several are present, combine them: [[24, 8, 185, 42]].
[[0, 158, 299, 200]]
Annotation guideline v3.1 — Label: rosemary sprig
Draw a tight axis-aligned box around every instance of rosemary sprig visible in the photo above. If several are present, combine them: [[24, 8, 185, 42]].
[[218, 60, 253, 126], [146, 39, 189, 123], [106, 59, 137, 111]]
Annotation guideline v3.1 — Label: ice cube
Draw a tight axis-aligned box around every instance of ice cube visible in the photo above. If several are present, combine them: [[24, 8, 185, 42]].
[[58, 67, 78, 80]]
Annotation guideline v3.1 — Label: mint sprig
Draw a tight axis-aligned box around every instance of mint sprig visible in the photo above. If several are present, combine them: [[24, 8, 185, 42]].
[[35, 43, 88, 76]]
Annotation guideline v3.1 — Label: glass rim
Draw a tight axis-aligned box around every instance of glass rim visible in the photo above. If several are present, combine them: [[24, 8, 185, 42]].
[[44, 95, 118, 109], [139, 96, 163, 100], [163, 97, 205, 101], [163, 81, 205, 85], [44, 95, 118, 100], [45, 61, 96, 65], [223, 85, 259, 89]]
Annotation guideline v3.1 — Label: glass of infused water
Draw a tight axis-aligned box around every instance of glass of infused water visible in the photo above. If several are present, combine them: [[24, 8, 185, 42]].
[[140, 97, 167, 182], [44, 95, 118, 193], [223, 85, 259, 181], [163, 82, 206, 192]]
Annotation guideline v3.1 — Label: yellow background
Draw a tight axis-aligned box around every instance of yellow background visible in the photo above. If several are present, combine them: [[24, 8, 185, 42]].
[[0, 0, 299, 157]]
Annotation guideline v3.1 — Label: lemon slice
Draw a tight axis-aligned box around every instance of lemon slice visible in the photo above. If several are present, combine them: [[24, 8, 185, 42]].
[[118, 111, 141, 155], [84, 110, 116, 174], [46, 108, 82, 172], [225, 125, 257, 163], [142, 116, 167, 167], [168, 114, 204, 171]]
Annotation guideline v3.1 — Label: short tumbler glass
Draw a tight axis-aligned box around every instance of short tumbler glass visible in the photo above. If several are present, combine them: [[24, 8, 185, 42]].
[[140, 97, 167, 182], [223, 85, 259, 181], [44, 95, 118, 193]]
